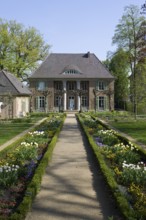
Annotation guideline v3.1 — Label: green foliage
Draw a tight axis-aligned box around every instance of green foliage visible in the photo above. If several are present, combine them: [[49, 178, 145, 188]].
[[110, 120, 146, 145], [0, 18, 50, 80], [0, 113, 66, 219], [78, 112, 146, 219], [121, 162, 146, 187], [128, 183, 146, 219], [108, 49, 129, 109], [97, 129, 120, 146], [12, 142, 38, 165], [112, 5, 145, 114], [0, 164, 19, 187], [12, 118, 32, 123], [134, 63, 146, 107], [112, 5, 144, 53], [103, 142, 140, 165]]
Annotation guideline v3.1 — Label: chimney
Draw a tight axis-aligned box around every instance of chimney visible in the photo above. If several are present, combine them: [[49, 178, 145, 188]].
[[87, 51, 90, 57]]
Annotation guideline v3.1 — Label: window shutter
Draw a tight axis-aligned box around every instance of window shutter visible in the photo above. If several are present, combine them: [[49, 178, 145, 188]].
[[96, 81, 99, 90], [104, 96, 108, 110], [96, 96, 99, 110], [104, 82, 108, 90], [35, 97, 38, 110]]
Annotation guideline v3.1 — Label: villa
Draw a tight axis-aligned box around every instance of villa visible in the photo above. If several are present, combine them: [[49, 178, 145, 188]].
[[29, 52, 114, 112]]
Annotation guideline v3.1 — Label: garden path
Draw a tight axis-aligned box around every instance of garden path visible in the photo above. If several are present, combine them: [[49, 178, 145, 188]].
[[25, 113, 122, 220]]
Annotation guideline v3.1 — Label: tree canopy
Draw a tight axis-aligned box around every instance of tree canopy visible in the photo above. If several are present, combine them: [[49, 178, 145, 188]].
[[108, 49, 129, 109], [0, 18, 50, 80], [112, 4, 146, 113]]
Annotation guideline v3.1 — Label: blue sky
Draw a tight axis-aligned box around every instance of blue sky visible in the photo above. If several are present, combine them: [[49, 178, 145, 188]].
[[0, 0, 145, 61]]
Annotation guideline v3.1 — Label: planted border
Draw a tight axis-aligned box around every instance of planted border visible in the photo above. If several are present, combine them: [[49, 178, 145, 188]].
[[77, 113, 145, 220], [0, 113, 66, 220]]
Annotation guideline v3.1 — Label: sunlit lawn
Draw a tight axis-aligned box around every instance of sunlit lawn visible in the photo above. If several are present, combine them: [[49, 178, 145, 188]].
[[110, 120, 146, 145], [0, 117, 44, 146]]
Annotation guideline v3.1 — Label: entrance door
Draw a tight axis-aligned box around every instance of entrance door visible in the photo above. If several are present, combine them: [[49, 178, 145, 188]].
[[68, 96, 75, 110]]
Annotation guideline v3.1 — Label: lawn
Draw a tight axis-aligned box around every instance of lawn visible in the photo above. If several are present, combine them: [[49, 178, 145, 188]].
[[0, 117, 44, 146], [110, 120, 146, 145]]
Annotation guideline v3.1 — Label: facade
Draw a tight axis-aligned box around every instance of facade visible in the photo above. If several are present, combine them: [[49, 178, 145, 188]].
[[0, 70, 31, 119], [29, 52, 114, 112]]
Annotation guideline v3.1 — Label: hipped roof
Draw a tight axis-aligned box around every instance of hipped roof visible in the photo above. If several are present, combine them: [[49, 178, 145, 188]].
[[30, 52, 114, 79]]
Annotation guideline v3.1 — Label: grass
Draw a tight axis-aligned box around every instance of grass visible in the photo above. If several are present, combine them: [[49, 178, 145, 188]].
[[110, 120, 146, 145], [0, 117, 44, 146]]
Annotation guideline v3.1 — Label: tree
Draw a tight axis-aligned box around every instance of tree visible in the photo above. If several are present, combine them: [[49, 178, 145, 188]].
[[132, 62, 146, 111], [0, 19, 11, 70], [112, 5, 145, 114], [0, 18, 50, 80], [108, 49, 129, 110]]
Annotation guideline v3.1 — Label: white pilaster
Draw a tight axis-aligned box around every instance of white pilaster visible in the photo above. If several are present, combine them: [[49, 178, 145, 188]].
[[77, 80, 80, 111], [63, 80, 66, 110]]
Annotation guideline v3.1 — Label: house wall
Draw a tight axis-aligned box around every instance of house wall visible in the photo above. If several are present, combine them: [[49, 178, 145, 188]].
[[89, 80, 95, 110], [14, 97, 30, 118], [29, 78, 114, 112], [0, 96, 13, 119], [0, 96, 30, 119]]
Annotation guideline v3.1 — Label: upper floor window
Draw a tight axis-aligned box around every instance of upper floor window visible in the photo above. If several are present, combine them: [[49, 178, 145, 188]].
[[80, 81, 89, 91], [54, 81, 63, 90], [63, 69, 80, 75], [96, 81, 107, 91], [67, 81, 76, 90], [37, 81, 45, 91]]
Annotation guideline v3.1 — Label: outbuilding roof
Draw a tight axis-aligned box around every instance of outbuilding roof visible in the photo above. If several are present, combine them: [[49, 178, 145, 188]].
[[30, 52, 114, 79], [0, 70, 31, 95]]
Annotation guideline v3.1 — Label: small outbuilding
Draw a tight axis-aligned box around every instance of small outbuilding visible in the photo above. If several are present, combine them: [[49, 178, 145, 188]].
[[0, 70, 31, 119]]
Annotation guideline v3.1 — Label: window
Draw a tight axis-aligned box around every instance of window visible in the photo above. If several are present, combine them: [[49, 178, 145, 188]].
[[67, 81, 76, 90], [55, 96, 61, 107], [81, 81, 88, 91], [99, 96, 104, 110], [54, 81, 63, 90], [82, 96, 88, 107], [36, 96, 45, 110], [96, 96, 107, 110], [37, 82, 45, 91], [96, 81, 107, 91], [64, 69, 80, 74], [0, 102, 3, 113]]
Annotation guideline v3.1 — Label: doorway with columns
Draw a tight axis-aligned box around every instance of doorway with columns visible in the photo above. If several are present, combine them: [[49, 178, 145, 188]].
[[54, 80, 89, 111]]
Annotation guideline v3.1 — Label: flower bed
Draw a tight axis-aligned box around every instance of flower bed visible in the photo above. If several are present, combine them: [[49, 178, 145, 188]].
[[77, 113, 146, 220], [0, 113, 65, 219]]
